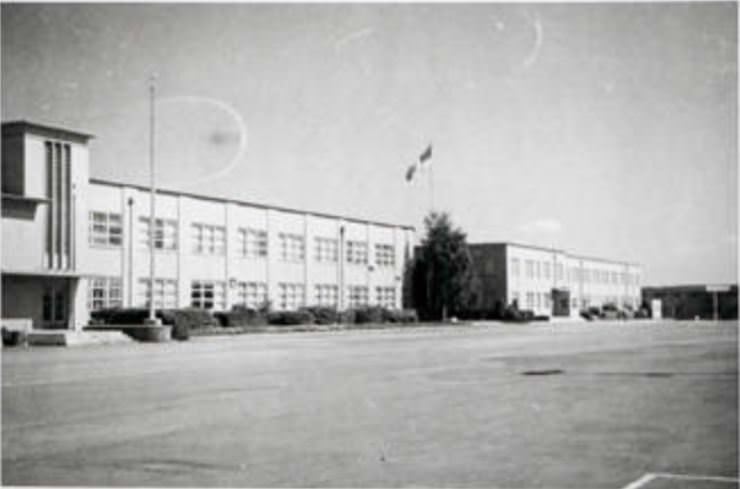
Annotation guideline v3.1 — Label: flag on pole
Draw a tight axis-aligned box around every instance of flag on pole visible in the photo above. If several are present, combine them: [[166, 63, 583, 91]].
[[419, 144, 432, 165], [405, 144, 433, 182]]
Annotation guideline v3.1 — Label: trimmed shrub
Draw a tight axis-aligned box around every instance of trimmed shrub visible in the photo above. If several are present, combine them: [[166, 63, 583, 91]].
[[89, 307, 217, 341], [214, 307, 266, 327], [338, 309, 356, 324], [2, 327, 26, 347], [353, 306, 386, 324], [267, 310, 315, 325], [384, 309, 418, 323], [302, 307, 338, 325]]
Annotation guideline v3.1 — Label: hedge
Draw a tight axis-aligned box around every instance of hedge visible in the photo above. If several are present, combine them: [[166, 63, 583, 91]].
[[267, 310, 315, 325], [88, 307, 218, 341], [214, 307, 267, 327]]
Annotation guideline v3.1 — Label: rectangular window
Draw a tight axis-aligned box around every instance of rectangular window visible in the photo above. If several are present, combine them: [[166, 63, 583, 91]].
[[611, 271, 618, 284], [237, 227, 268, 258], [191, 223, 225, 255], [139, 217, 178, 250], [525, 260, 534, 279], [544, 293, 551, 309], [348, 285, 369, 307], [526, 291, 534, 309], [87, 276, 123, 311], [375, 286, 396, 308], [556, 263, 564, 280], [374, 244, 395, 267], [535, 261, 541, 279], [346, 240, 368, 265], [278, 282, 304, 310], [543, 262, 551, 279], [279, 233, 305, 262], [510, 258, 520, 277], [235, 281, 267, 309], [138, 278, 178, 309], [314, 237, 338, 263], [314, 284, 338, 307], [89, 211, 123, 247], [191, 280, 226, 310]]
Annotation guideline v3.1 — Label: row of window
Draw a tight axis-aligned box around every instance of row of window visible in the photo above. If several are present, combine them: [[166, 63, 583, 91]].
[[88, 278, 397, 311], [89, 212, 396, 266], [510, 256, 638, 286], [511, 291, 551, 310]]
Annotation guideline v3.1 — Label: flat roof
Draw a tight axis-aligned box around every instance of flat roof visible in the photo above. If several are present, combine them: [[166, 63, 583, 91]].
[[2, 120, 94, 143], [469, 241, 640, 267], [90, 178, 415, 231]]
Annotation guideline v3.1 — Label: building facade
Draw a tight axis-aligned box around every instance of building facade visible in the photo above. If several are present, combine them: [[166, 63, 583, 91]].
[[642, 285, 738, 320], [1, 121, 414, 330], [468, 242, 642, 317]]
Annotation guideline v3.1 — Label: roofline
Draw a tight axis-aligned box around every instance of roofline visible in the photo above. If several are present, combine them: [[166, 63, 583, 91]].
[[89, 178, 415, 231], [468, 241, 640, 267], [642, 284, 738, 291], [2, 120, 94, 142]]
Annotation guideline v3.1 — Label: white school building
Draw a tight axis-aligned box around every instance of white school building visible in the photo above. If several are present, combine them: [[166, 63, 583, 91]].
[[1, 121, 415, 331]]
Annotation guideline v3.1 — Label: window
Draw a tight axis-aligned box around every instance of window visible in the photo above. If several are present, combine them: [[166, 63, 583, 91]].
[[525, 260, 534, 278], [278, 283, 304, 310], [526, 291, 535, 309], [375, 244, 395, 267], [346, 240, 368, 265], [535, 261, 541, 279], [348, 285, 369, 307], [191, 280, 226, 310], [191, 223, 225, 255], [536, 292, 542, 309], [89, 212, 123, 247], [314, 237, 338, 263], [237, 228, 267, 258], [87, 276, 122, 310], [543, 262, 551, 279], [543, 293, 551, 309], [314, 284, 338, 307], [583, 268, 591, 283], [556, 263, 564, 280], [139, 217, 178, 250], [235, 281, 267, 309], [611, 271, 618, 284], [376, 286, 396, 308], [279, 233, 305, 262], [138, 278, 178, 309], [510, 258, 520, 277]]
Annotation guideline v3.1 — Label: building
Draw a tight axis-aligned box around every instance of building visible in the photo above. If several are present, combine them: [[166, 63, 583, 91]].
[[642, 284, 738, 320], [467, 242, 642, 317], [1, 121, 414, 330]]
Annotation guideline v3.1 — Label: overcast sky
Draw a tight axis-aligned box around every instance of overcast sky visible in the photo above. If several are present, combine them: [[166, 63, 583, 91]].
[[2, 2, 737, 285]]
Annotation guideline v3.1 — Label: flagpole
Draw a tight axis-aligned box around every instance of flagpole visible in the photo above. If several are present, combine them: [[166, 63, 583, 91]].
[[429, 158, 434, 212]]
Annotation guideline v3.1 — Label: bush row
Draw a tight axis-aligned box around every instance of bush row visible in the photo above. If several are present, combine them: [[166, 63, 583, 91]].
[[215, 306, 418, 327], [89, 307, 218, 341]]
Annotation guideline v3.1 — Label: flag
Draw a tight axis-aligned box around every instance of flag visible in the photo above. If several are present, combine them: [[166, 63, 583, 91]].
[[419, 144, 432, 165], [405, 162, 418, 182]]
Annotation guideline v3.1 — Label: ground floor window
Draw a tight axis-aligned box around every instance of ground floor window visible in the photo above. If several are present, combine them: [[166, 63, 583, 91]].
[[278, 283, 304, 310], [88, 276, 123, 311], [235, 281, 267, 309], [314, 284, 338, 307], [375, 286, 396, 308], [191, 280, 226, 310], [348, 285, 368, 308], [138, 278, 178, 309], [526, 291, 535, 310]]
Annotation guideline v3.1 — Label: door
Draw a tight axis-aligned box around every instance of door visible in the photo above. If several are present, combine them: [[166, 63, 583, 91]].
[[42, 284, 68, 329]]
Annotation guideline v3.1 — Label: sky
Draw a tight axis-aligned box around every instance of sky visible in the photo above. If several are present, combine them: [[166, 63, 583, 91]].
[[2, 2, 737, 286]]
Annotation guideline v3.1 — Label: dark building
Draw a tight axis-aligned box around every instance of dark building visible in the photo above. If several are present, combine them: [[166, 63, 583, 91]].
[[642, 285, 738, 320]]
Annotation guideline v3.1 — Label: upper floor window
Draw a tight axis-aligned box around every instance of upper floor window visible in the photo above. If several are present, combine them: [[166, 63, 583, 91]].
[[346, 240, 368, 265], [543, 262, 551, 279], [279, 233, 305, 262], [89, 212, 122, 247], [139, 217, 178, 251], [191, 223, 225, 255], [375, 244, 395, 267], [237, 228, 268, 258], [556, 263, 564, 280], [314, 237, 338, 263], [525, 260, 534, 279], [510, 258, 520, 277]]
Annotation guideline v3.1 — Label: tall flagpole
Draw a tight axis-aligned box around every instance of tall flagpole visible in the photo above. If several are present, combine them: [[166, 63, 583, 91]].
[[428, 158, 434, 212], [148, 74, 157, 322]]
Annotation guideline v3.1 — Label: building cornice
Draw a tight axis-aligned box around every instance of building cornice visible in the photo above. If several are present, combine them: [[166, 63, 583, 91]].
[[2, 120, 94, 143]]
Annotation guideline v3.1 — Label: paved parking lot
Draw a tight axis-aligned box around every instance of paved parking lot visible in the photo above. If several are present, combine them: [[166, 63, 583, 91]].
[[2, 320, 738, 488]]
